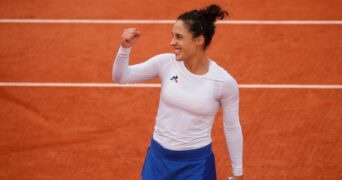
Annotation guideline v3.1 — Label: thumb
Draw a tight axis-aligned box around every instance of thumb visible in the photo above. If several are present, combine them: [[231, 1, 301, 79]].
[[121, 28, 141, 48]]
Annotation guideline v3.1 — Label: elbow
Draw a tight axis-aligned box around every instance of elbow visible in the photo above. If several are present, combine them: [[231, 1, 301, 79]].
[[112, 74, 119, 83], [112, 70, 130, 84], [112, 66, 127, 84], [112, 75, 126, 84]]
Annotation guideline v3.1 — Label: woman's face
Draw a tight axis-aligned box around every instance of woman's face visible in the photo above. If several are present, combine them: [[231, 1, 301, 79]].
[[170, 20, 200, 61]]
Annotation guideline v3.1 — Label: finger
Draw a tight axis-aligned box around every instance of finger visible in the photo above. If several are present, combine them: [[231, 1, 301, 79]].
[[124, 29, 140, 40], [135, 30, 141, 37], [127, 30, 140, 39], [120, 28, 141, 48]]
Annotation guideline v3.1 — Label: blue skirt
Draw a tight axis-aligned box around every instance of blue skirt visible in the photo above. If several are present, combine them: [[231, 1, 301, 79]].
[[141, 139, 217, 180]]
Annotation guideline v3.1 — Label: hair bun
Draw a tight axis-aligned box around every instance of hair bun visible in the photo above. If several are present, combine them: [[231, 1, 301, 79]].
[[202, 4, 228, 22], [176, 4, 229, 48]]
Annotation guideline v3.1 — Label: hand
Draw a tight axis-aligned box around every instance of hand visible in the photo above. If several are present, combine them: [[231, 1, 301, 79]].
[[228, 175, 243, 180], [120, 28, 141, 48]]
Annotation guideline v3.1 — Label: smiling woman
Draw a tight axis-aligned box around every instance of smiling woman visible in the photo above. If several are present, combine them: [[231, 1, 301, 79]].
[[170, 5, 227, 75], [112, 4, 243, 180]]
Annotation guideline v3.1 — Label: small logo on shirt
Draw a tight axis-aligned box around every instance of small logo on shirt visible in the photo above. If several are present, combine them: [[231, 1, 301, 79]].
[[170, 75, 178, 83]]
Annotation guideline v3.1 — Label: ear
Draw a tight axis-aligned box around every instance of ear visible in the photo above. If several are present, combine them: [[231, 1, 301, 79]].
[[195, 35, 205, 47]]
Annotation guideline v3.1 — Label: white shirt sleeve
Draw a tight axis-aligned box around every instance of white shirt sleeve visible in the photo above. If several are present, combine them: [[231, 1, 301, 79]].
[[220, 77, 243, 176], [112, 47, 164, 83]]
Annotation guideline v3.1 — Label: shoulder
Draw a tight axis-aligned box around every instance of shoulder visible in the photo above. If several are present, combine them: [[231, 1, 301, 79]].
[[209, 61, 238, 85], [151, 53, 175, 61], [209, 61, 239, 99], [205, 60, 239, 100], [147, 53, 175, 68]]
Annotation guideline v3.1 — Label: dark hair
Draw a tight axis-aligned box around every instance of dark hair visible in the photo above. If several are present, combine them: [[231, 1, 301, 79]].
[[177, 4, 228, 49]]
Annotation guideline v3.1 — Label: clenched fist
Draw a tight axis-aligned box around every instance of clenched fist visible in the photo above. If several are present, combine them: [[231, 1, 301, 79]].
[[121, 28, 141, 48]]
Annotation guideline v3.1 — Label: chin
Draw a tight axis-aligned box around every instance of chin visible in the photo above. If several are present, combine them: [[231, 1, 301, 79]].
[[175, 57, 183, 61], [174, 54, 182, 61]]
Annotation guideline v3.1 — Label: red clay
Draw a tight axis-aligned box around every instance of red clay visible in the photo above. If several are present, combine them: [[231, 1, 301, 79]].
[[0, 1, 341, 180], [1, 87, 341, 179], [0, 0, 341, 20], [0, 24, 341, 84]]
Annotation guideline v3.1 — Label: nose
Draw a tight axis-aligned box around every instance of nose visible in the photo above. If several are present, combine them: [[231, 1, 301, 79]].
[[170, 38, 176, 46]]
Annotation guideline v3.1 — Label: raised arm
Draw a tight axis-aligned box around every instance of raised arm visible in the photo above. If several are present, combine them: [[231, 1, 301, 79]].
[[112, 28, 163, 84], [220, 77, 243, 179]]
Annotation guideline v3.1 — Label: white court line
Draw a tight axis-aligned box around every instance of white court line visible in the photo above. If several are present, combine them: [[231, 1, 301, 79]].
[[0, 82, 341, 89], [0, 19, 342, 25]]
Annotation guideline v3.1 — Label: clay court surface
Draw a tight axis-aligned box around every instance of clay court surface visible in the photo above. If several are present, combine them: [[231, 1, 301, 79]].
[[0, 0, 341, 179]]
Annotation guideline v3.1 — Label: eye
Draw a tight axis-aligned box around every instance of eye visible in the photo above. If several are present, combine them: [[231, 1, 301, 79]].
[[175, 34, 183, 40], [171, 32, 184, 40]]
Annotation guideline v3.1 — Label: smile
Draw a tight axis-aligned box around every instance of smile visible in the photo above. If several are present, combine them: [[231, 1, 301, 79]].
[[174, 48, 181, 55]]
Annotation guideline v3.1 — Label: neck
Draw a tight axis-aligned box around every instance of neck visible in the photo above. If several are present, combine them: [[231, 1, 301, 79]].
[[184, 51, 209, 75]]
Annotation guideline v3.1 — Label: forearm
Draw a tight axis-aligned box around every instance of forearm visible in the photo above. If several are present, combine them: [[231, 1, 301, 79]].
[[112, 46, 131, 83], [224, 124, 243, 176]]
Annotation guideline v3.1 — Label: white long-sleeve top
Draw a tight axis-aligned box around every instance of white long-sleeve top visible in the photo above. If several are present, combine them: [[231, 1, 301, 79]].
[[113, 47, 243, 176]]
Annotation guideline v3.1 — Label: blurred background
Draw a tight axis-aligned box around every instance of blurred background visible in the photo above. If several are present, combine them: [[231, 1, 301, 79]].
[[0, 0, 341, 179]]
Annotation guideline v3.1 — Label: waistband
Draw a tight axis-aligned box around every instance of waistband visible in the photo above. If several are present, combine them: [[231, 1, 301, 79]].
[[150, 138, 213, 161]]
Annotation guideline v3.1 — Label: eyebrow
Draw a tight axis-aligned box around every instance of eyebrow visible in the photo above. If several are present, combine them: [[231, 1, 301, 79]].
[[172, 32, 184, 38]]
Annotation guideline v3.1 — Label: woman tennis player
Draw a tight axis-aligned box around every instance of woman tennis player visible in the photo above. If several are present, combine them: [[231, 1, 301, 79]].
[[113, 4, 243, 180]]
